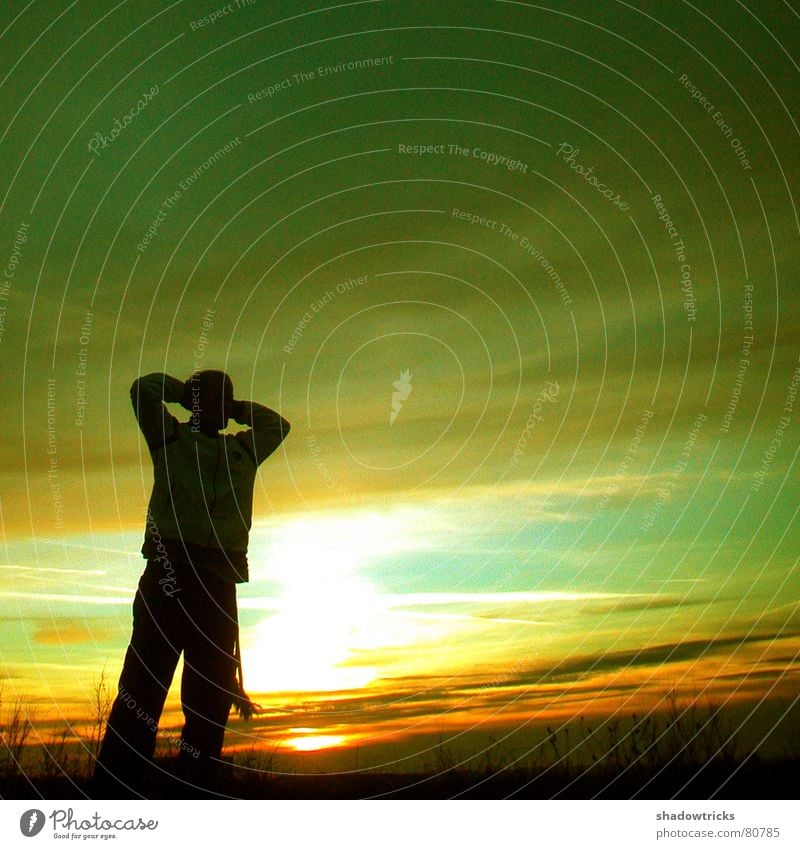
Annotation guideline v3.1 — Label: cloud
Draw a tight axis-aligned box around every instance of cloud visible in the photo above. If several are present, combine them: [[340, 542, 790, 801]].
[[31, 617, 118, 645], [0, 564, 107, 575], [385, 590, 650, 607], [380, 589, 704, 621], [490, 630, 800, 688], [0, 591, 131, 605]]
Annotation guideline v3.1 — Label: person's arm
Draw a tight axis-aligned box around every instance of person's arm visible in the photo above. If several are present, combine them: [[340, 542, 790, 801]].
[[231, 399, 290, 465], [130, 373, 186, 451]]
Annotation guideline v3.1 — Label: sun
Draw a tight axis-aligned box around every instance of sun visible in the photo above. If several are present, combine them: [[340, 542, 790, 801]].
[[285, 730, 348, 752], [241, 510, 415, 693]]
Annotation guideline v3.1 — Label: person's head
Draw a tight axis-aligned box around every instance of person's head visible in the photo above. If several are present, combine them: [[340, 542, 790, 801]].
[[190, 370, 234, 433]]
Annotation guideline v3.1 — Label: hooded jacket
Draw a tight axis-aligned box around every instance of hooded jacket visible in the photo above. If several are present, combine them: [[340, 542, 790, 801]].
[[131, 373, 290, 583]]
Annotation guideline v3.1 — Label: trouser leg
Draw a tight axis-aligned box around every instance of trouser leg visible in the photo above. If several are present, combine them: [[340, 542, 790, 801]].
[[93, 563, 181, 798], [175, 570, 238, 794]]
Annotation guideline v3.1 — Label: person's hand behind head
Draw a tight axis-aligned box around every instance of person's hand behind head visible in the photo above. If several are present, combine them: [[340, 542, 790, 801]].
[[180, 378, 194, 411]]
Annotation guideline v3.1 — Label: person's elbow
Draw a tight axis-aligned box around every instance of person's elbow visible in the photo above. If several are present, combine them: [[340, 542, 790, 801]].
[[129, 377, 143, 403], [267, 415, 291, 451], [130, 373, 168, 409]]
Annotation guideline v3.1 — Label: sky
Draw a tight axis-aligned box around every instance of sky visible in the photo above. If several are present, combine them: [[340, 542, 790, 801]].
[[0, 0, 798, 769]]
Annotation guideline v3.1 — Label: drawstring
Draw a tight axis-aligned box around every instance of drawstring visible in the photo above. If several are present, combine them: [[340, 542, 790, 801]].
[[231, 590, 263, 721]]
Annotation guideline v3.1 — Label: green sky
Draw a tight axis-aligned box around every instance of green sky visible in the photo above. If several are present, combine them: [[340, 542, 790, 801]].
[[1, 1, 798, 766]]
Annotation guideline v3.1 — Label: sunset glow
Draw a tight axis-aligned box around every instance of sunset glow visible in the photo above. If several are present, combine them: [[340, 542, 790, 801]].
[[285, 730, 348, 752], [0, 0, 797, 789]]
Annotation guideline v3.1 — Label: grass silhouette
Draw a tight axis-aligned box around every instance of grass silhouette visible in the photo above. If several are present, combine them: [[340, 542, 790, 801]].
[[1, 682, 797, 799]]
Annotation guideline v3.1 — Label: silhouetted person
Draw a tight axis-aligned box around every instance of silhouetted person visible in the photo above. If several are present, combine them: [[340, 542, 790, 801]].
[[92, 370, 290, 798]]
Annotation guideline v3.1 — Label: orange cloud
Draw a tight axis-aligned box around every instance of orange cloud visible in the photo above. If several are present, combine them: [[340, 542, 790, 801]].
[[32, 618, 117, 646]]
